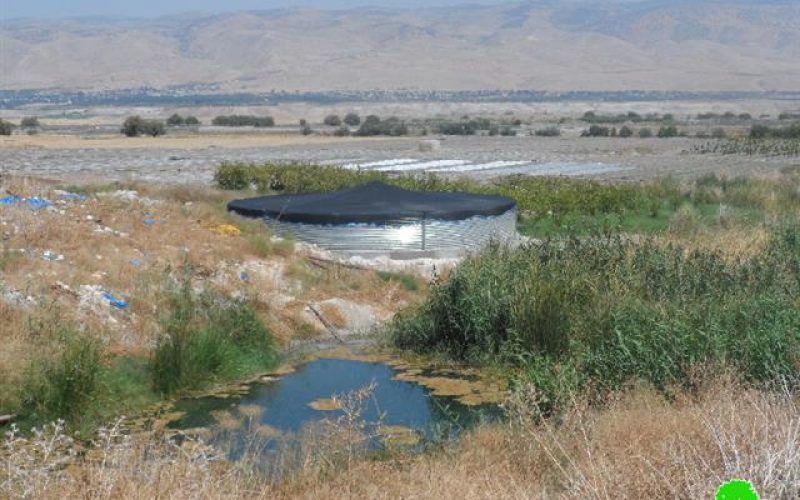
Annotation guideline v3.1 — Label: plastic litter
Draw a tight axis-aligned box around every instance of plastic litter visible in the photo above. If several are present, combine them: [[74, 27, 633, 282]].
[[240, 271, 250, 282], [143, 218, 156, 226], [26, 197, 52, 210], [56, 191, 88, 202], [130, 259, 144, 268], [42, 250, 65, 262], [0, 196, 53, 210], [103, 292, 128, 310], [211, 224, 242, 237], [0, 196, 22, 205]]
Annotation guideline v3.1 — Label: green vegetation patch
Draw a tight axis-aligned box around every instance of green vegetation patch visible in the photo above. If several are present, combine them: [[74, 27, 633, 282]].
[[214, 162, 643, 222], [390, 227, 800, 413], [14, 275, 280, 431], [151, 275, 280, 396]]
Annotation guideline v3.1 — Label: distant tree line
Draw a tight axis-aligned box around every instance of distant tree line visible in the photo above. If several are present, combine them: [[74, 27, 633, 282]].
[[581, 111, 674, 124], [581, 124, 682, 138], [0, 119, 14, 135], [779, 112, 800, 121], [696, 112, 752, 121], [212, 115, 275, 127]]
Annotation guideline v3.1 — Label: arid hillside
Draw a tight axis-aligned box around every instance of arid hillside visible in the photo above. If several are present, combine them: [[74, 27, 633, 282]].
[[2, 0, 799, 92]]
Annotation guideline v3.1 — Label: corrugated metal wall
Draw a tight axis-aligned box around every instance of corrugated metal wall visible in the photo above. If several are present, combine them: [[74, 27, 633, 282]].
[[264, 209, 517, 259]]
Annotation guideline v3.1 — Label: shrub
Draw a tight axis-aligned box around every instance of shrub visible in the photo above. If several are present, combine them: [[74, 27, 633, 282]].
[[0, 119, 16, 135], [166, 113, 185, 126], [324, 114, 342, 126], [214, 163, 253, 190], [184, 116, 201, 126], [212, 115, 275, 127], [618, 125, 634, 138], [355, 116, 408, 136], [140, 120, 166, 137], [582, 125, 610, 137], [534, 127, 562, 137], [21, 334, 102, 423], [639, 128, 653, 138], [657, 125, 679, 138], [150, 276, 279, 396], [121, 116, 166, 137], [344, 113, 361, 126], [20, 117, 40, 128]]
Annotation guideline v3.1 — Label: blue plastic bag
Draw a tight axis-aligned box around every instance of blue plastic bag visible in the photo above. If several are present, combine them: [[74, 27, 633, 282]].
[[0, 195, 21, 205], [26, 197, 52, 210], [103, 292, 128, 310]]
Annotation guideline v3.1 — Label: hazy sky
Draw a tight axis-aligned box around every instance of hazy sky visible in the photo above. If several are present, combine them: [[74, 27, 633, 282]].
[[0, 0, 530, 19]]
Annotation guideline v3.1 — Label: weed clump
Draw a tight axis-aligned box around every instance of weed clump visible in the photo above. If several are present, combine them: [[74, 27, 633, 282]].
[[21, 334, 102, 424], [150, 275, 279, 396]]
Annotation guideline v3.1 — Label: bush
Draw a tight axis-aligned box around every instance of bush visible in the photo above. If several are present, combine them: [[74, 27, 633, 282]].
[[0, 119, 15, 135], [21, 334, 102, 423], [166, 113, 185, 126], [20, 117, 40, 129], [184, 116, 201, 126], [639, 127, 653, 138], [140, 120, 166, 137], [355, 116, 408, 136], [582, 125, 610, 137], [214, 163, 252, 190], [618, 125, 634, 138], [324, 114, 342, 126], [212, 115, 275, 127], [657, 125, 679, 138], [121, 116, 166, 137], [150, 276, 279, 396], [344, 113, 361, 126], [534, 127, 561, 137]]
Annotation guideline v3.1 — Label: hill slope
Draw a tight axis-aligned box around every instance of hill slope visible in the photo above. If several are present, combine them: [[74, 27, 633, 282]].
[[2, 1, 799, 92]]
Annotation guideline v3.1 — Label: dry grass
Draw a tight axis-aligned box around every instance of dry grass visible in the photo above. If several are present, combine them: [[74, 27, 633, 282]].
[[2, 380, 796, 499], [0, 176, 410, 350], [0, 175, 421, 414]]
